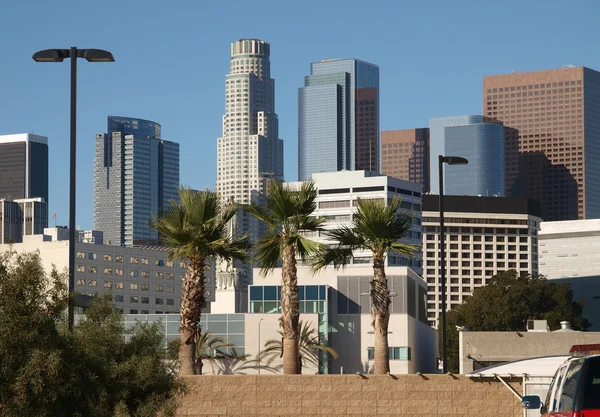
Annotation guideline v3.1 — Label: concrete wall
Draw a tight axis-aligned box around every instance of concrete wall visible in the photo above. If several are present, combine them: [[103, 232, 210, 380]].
[[460, 331, 600, 373], [176, 374, 523, 417]]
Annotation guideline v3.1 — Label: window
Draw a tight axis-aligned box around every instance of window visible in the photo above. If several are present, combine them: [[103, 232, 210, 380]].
[[88, 280, 97, 287], [77, 251, 85, 259], [104, 254, 112, 262], [76, 279, 85, 286], [156, 272, 164, 279], [130, 257, 138, 264], [166, 299, 175, 306], [88, 266, 97, 274], [115, 255, 124, 263], [115, 295, 123, 302], [179, 261, 187, 268], [130, 296, 138, 303], [558, 360, 583, 411], [130, 270, 138, 277], [76, 265, 85, 272], [166, 260, 174, 268], [104, 267, 112, 275], [142, 271, 149, 278], [88, 252, 97, 260], [104, 281, 112, 289], [116, 282, 124, 289], [156, 285, 164, 292], [130, 283, 138, 290], [116, 268, 124, 276], [367, 346, 411, 361], [167, 273, 174, 280], [156, 298, 164, 305], [141, 284, 149, 291], [156, 260, 165, 267], [167, 286, 174, 293], [141, 258, 149, 265], [141, 297, 149, 304]]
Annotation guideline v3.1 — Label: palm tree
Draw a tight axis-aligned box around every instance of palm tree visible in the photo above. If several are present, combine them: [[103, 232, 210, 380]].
[[150, 188, 249, 375], [261, 320, 338, 373], [211, 354, 282, 375], [245, 180, 323, 374], [312, 197, 417, 374], [195, 330, 245, 375]]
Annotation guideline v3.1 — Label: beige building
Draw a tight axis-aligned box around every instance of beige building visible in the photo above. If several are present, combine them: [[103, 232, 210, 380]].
[[422, 195, 542, 328], [381, 128, 430, 193]]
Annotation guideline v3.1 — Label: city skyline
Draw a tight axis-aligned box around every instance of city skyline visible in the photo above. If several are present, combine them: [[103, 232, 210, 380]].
[[1, 0, 599, 229]]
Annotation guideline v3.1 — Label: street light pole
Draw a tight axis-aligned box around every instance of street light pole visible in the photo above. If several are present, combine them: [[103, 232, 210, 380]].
[[33, 47, 114, 330], [438, 155, 468, 374]]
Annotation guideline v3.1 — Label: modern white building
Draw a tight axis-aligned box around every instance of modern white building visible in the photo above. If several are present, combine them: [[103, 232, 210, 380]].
[[0, 227, 215, 315], [539, 219, 600, 330], [422, 195, 542, 328], [287, 170, 423, 273]]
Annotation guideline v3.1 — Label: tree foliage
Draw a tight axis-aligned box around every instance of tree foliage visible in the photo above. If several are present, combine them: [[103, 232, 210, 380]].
[[0, 250, 185, 417], [442, 269, 589, 373]]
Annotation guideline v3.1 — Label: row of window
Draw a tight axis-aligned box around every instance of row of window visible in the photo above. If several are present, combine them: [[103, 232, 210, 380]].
[[426, 243, 529, 250], [114, 295, 175, 305], [75, 252, 185, 268], [366, 346, 411, 361], [76, 265, 178, 279], [76, 279, 175, 292]]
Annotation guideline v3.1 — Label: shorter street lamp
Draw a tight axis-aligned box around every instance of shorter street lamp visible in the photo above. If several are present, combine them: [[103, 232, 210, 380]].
[[32, 47, 114, 330], [438, 155, 468, 374]]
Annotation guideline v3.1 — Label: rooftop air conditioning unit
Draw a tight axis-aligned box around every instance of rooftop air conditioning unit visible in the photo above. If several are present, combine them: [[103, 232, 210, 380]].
[[527, 320, 549, 332]]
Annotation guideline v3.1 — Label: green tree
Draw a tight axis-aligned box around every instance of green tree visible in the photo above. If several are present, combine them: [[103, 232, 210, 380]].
[[245, 180, 323, 374], [0, 250, 185, 417], [150, 188, 249, 375], [312, 198, 418, 374], [443, 269, 589, 373], [261, 320, 338, 373]]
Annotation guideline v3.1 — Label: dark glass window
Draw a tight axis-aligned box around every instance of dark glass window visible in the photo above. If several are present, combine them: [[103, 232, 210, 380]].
[[319, 286, 326, 300], [264, 286, 277, 301], [306, 285, 319, 300], [558, 360, 583, 411], [250, 286, 263, 301], [298, 286, 305, 301], [582, 357, 600, 409]]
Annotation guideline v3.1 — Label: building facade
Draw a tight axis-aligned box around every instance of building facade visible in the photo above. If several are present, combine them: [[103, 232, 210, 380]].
[[287, 170, 423, 273], [0, 134, 48, 204], [539, 219, 600, 330], [429, 116, 505, 196], [0, 227, 215, 314], [381, 128, 430, 193], [484, 66, 600, 221], [0, 197, 48, 244], [298, 59, 379, 180], [422, 195, 542, 328], [94, 116, 180, 246]]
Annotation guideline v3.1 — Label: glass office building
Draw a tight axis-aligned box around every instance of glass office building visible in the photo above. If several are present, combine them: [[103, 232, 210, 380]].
[[94, 116, 179, 246], [444, 122, 505, 196], [298, 59, 379, 180]]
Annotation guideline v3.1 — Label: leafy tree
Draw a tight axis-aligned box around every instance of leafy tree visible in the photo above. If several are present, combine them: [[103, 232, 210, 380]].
[[312, 198, 417, 374], [443, 269, 589, 373], [0, 250, 185, 417], [194, 330, 244, 375], [245, 180, 323, 374], [261, 320, 338, 373], [150, 188, 249, 375]]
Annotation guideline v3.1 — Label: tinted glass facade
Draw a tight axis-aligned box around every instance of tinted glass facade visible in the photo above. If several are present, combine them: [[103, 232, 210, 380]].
[[298, 59, 379, 180], [94, 117, 179, 246], [444, 123, 505, 196], [381, 128, 430, 192]]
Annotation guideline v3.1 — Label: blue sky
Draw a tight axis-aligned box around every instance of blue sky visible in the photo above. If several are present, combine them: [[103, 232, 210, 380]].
[[1, 0, 598, 229]]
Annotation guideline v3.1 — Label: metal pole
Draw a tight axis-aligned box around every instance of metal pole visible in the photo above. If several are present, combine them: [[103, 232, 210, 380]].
[[438, 155, 447, 373], [68, 46, 77, 331]]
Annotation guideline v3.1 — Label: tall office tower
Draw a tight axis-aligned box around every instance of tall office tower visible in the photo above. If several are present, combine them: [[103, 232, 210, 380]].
[[484, 67, 600, 221], [429, 116, 505, 196], [298, 59, 379, 181], [94, 116, 180, 247], [0, 134, 49, 204], [381, 128, 430, 192], [215, 39, 284, 307], [0, 197, 48, 244]]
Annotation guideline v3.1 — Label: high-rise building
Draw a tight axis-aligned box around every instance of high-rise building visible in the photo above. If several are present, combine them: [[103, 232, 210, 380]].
[[484, 66, 600, 221], [421, 195, 541, 328], [298, 59, 379, 180], [0, 197, 48, 244], [94, 116, 180, 247], [381, 128, 430, 192], [429, 116, 505, 196], [0, 134, 48, 204], [215, 39, 284, 306]]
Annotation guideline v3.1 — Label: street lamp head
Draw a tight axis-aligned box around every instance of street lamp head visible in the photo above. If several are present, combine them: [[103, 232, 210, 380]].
[[441, 156, 469, 166], [32, 49, 70, 62], [80, 49, 115, 62]]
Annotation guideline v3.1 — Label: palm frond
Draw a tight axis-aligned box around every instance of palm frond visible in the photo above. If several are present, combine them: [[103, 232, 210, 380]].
[[253, 233, 283, 276]]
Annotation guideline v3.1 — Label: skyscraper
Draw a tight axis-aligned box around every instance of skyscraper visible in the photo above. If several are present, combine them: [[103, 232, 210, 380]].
[[215, 39, 284, 306], [94, 116, 179, 246], [381, 128, 430, 192], [0, 134, 48, 203], [429, 116, 505, 196], [298, 59, 379, 181], [484, 66, 600, 221]]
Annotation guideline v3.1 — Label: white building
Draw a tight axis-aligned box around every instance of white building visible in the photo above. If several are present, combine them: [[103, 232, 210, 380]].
[[422, 195, 542, 328], [539, 219, 600, 330], [0, 227, 215, 315], [287, 170, 423, 273]]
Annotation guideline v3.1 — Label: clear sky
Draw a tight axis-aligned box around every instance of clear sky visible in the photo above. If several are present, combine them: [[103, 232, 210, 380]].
[[1, 0, 598, 229]]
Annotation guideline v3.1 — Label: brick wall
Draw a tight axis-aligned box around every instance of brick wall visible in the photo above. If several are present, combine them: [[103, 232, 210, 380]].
[[177, 374, 523, 417]]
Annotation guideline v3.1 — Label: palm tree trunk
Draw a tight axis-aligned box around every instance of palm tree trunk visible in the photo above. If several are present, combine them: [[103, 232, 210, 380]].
[[280, 244, 300, 374], [180, 258, 206, 375], [371, 253, 390, 374]]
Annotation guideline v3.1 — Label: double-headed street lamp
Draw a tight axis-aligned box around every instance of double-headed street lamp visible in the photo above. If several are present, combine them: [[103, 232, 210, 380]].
[[438, 155, 468, 373], [33, 47, 114, 330]]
